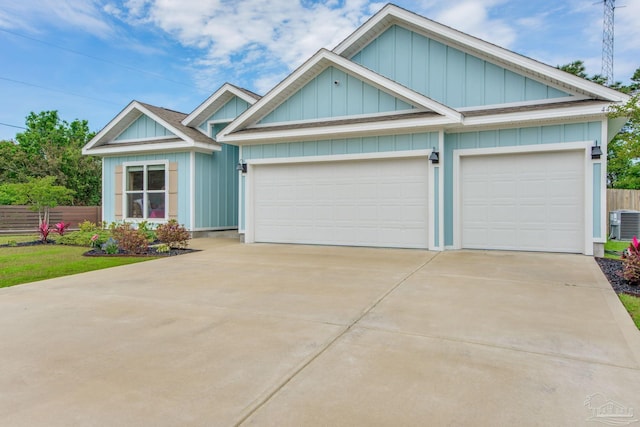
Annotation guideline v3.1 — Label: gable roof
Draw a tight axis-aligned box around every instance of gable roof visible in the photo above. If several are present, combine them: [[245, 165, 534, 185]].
[[333, 4, 628, 103], [82, 101, 221, 156], [182, 83, 261, 130], [217, 48, 462, 143]]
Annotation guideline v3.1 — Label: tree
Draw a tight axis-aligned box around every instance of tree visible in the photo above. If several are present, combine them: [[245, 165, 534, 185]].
[[0, 111, 101, 205], [559, 62, 640, 188], [8, 176, 74, 225]]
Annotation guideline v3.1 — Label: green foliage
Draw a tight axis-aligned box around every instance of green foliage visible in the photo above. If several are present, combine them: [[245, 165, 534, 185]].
[[1, 111, 101, 206], [111, 223, 149, 254], [622, 237, 640, 285], [153, 243, 171, 253], [137, 220, 157, 241], [101, 238, 119, 254], [57, 229, 111, 247], [608, 93, 640, 189], [619, 294, 640, 329], [0, 183, 20, 204], [6, 176, 74, 225], [156, 220, 191, 249]]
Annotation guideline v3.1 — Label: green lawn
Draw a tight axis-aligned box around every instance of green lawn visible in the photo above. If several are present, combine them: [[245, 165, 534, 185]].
[[0, 244, 156, 288], [604, 239, 629, 259], [619, 294, 640, 329]]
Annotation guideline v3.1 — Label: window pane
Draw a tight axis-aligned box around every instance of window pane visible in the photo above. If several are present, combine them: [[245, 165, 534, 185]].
[[148, 166, 165, 191], [127, 193, 144, 218], [149, 193, 166, 219], [127, 166, 143, 191]]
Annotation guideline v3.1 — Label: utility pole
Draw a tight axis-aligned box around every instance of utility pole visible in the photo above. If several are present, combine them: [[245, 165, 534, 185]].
[[601, 0, 615, 85]]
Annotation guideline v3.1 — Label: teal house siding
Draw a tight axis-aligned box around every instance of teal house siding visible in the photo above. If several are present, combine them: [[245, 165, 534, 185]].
[[259, 66, 414, 125], [194, 145, 239, 229], [442, 121, 602, 246], [350, 25, 570, 108], [102, 152, 192, 228], [115, 115, 175, 140], [242, 132, 439, 160], [198, 97, 250, 132]]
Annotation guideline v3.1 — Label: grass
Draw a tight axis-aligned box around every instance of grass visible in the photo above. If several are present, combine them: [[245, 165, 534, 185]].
[[605, 239, 629, 259], [619, 293, 640, 329], [0, 242, 156, 288], [0, 234, 41, 245]]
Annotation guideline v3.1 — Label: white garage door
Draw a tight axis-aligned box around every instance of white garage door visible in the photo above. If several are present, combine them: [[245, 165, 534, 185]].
[[461, 150, 584, 253], [252, 157, 429, 248]]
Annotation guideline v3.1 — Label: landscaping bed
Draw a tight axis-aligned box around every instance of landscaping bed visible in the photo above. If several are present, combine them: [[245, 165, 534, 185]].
[[596, 257, 640, 297]]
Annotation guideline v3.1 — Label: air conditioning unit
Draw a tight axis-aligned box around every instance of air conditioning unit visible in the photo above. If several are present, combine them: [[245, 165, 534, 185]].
[[610, 210, 640, 240]]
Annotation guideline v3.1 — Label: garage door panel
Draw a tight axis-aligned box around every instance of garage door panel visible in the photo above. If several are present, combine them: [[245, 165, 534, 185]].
[[253, 158, 429, 248], [461, 150, 584, 253]]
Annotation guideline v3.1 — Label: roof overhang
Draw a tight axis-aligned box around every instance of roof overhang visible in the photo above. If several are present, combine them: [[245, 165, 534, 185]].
[[333, 4, 630, 103], [182, 83, 261, 130], [83, 101, 221, 156], [217, 48, 462, 143]]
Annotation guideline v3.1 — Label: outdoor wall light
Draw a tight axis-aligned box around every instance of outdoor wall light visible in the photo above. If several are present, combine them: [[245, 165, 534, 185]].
[[429, 148, 439, 164], [591, 141, 603, 159], [236, 161, 247, 173]]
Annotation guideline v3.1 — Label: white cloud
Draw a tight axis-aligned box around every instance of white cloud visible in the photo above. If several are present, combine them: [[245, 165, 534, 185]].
[[0, 0, 111, 37]]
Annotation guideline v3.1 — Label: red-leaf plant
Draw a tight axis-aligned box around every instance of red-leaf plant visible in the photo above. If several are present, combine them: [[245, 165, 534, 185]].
[[38, 222, 51, 243], [622, 236, 640, 285], [52, 221, 70, 236]]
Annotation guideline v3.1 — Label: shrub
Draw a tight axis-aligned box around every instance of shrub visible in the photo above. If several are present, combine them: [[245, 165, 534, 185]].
[[57, 230, 110, 247], [156, 220, 191, 249], [101, 237, 119, 254], [38, 222, 51, 243], [111, 223, 149, 254], [79, 220, 100, 233], [137, 220, 157, 241], [622, 236, 640, 285], [52, 221, 70, 236]]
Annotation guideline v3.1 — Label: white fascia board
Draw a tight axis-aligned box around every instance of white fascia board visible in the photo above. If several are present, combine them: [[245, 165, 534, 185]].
[[83, 100, 140, 153], [219, 49, 461, 140], [182, 83, 260, 127], [84, 141, 221, 156], [334, 5, 629, 103], [461, 104, 610, 129], [220, 115, 457, 145]]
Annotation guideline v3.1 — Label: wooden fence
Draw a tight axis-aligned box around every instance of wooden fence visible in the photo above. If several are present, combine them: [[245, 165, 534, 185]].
[[607, 189, 640, 213], [0, 206, 101, 233]]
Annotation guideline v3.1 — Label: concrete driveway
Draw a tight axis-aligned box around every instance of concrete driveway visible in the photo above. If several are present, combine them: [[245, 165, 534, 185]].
[[1, 239, 639, 426]]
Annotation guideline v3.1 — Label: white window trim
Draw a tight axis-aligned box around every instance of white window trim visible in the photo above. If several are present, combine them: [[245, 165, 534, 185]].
[[121, 160, 169, 223]]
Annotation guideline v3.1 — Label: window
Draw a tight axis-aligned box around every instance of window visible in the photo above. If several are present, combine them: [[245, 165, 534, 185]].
[[124, 163, 167, 220]]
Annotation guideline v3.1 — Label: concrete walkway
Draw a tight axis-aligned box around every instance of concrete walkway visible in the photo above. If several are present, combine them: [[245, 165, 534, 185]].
[[1, 239, 639, 426]]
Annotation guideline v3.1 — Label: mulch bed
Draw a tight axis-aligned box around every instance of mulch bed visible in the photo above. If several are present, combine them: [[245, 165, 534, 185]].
[[0, 240, 198, 257], [595, 257, 640, 297]]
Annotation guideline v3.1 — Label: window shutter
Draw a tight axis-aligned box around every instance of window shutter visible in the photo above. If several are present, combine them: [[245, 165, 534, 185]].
[[169, 162, 178, 220], [114, 165, 123, 220]]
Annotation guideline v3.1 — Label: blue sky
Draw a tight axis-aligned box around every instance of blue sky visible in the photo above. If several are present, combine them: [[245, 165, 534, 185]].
[[1, 0, 638, 141]]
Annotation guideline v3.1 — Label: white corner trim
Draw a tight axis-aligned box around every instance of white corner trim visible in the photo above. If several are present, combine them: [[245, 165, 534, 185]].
[[190, 151, 196, 231]]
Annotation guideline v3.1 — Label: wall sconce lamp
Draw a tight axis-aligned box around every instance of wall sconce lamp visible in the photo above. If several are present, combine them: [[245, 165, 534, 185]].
[[429, 148, 439, 164], [591, 141, 602, 159], [236, 160, 247, 173]]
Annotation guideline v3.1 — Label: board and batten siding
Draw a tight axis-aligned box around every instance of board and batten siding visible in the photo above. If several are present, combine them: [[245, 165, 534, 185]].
[[350, 25, 570, 109], [442, 121, 603, 247], [115, 114, 175, 140], [102, 153, 192, 228], [242, 132, 439, 160], [259, 67, 415, 124], [194, 145, 239, 229], [198, 96, 251, 132]]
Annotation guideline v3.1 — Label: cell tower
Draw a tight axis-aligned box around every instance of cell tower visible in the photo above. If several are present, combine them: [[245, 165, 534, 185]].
[[601, 0, 615, 84]]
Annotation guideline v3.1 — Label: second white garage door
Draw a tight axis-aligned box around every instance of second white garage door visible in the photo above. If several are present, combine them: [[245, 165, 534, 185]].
[[461, 150, 585, 253], [252, 157, 429, 248]]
